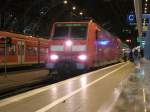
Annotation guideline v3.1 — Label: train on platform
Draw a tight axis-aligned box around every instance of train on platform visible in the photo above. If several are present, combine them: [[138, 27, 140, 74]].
[[0, 31, 49, 68], [46, 21, 123, 75]]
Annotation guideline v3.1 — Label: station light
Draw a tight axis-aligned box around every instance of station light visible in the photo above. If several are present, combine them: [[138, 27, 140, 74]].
[[142, 41, 146, 46], [145, 7, 147, 10], [145, 3, 148, 6], [79, 12, 83, 16], [72, 6, 76, 10], [126, 39, 131, 43], [146, 0, 148, 2], [145, 10, 147, 13], [63, 0, 68, 4]]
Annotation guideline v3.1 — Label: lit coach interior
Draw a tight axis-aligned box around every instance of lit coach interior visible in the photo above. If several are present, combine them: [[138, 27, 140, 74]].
[[0, 31, 49, 68], [46, 21, 122, 74]]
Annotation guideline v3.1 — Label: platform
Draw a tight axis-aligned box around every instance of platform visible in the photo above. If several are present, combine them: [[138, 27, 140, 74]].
[[0, 62, 134, 112]]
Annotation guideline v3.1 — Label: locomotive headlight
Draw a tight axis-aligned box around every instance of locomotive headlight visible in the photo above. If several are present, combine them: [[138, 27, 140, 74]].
[[66, 40, 72, 46], [50, 54, 59, 60], [78, 54, 87, 61]]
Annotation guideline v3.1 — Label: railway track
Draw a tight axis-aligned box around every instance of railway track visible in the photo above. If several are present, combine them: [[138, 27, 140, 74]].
[[0, 65, 45, 74]]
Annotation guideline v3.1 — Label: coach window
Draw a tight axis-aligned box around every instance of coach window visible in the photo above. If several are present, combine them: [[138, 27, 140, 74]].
[[8, 44, 16, 55], [34, 47, 38, 55], [0, 47, 4, 55], [26, 47, 33, 56], [40, 48, 46, 55], [26, 47, 37, 56]]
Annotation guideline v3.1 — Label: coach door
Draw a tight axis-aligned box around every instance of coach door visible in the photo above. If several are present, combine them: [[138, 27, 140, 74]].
[[18, 41, 25, 64]]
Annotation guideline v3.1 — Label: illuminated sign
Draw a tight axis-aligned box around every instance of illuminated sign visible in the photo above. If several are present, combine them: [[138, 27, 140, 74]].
[[142, 26, 148, 31], [127, 12, 136, 25], [128, 15, 135, 22]]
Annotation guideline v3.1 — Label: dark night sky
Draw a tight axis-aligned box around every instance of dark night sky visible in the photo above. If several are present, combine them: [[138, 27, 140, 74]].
[[0, 0, 136, 41], [74, 0, 135, 35]]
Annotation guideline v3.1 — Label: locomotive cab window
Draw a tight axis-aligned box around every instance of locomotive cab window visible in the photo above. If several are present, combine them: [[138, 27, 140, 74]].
[[70, 25, 87, 39], [52, 23, 87, 39], [53, 25, 68, 39]]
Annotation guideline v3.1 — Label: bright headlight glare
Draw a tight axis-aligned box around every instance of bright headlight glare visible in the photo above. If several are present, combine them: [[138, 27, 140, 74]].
[[66, 40, 72, 46], [78, 55, 87, 61], [50, 54, 59, 60]]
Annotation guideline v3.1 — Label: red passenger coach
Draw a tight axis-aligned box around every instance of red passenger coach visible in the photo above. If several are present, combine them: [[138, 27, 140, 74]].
[[46, 21, 122, 74], [0, 31, 49, 68]]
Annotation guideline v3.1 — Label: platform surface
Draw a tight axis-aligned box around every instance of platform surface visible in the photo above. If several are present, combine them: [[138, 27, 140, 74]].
[[0, 62, 134, 112]]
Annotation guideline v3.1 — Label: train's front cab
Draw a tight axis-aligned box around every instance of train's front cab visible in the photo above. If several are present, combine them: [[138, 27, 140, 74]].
[[46, 22, 91, 73]]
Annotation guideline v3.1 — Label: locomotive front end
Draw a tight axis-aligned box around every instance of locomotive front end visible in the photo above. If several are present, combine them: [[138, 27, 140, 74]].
[[46, 22, 89, 73]]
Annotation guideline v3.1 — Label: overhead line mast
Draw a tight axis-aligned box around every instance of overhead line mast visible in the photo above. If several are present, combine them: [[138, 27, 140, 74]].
[[134, 0, 142, 36]]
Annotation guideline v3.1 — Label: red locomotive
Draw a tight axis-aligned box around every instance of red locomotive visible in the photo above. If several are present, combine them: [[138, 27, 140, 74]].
[[0, 31, 49, 68], [46, 21, 122, 75]]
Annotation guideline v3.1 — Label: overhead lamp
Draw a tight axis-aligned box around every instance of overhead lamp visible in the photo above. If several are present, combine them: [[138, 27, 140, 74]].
[[63, 0, 68, 4], [79, 12, 83, 15], [72, 6, 76, 10]]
